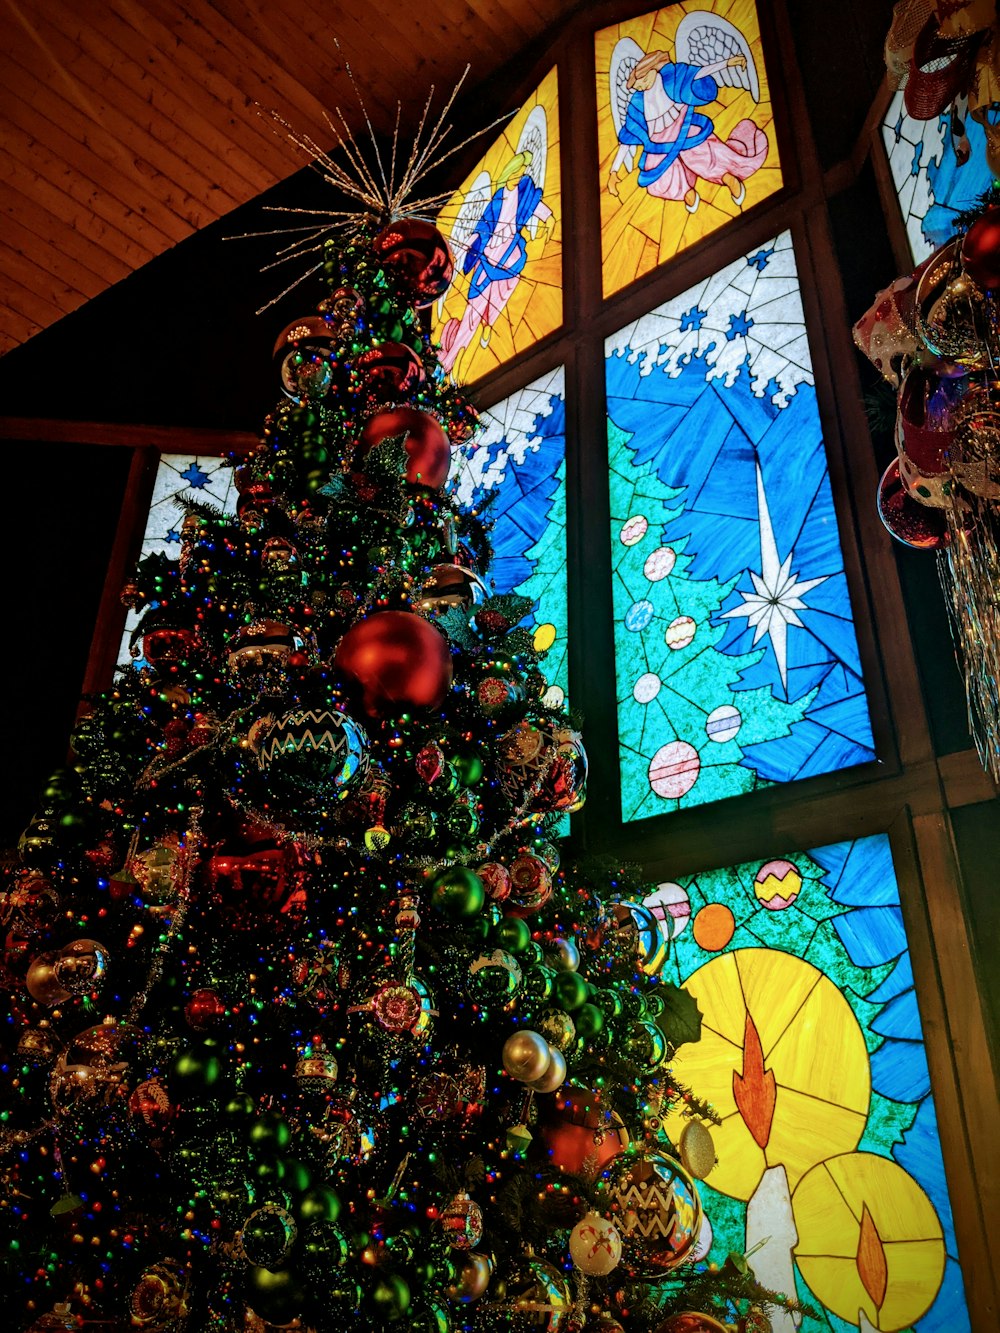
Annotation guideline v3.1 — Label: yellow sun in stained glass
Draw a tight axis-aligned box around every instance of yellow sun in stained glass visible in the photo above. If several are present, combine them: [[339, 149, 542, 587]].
[[792, 1152, 945, 1331], [432, 67, 561, 386], [662, 950, 870, 1201], [595, 1, 782, 297]]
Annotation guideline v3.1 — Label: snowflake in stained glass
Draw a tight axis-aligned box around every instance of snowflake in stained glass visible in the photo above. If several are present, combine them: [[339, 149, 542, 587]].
[[447, 367, 568, 707], [165, 528, 182, 544], [681, 306, 706, 332], [747, 247, 774, 272], [606, 231, 874, 820], [880, 88, 997, 262], [180, 461, 210, 488], [651, 833, 969, 1333]]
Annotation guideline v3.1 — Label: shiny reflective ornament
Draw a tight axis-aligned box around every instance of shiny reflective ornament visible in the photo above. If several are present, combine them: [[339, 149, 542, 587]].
[[226, 620, 301, 679], [953, 379, 1000, 498], [439, 1191, 484, 1249], [569, 1211, 622, 1275], [372, 218, 454, 304], [961, 205, 1000, 290], [478, 861, 511, 901], [1, 874, 60, 931], [546, 937, 580, 971], [654, 1316, 731, 1333], [26, 1305, 76, 1331], [371, 976, 435, 1038], [503, 1028, 552, 1082], [130, 837, 183, 907], [416, 563, 489, 616], [602, 1149, 702, 1279], [535, 1007, 576, 1053], [445, 1251, 492, 1302], [236, 1202, 299, 1268], [205, 846, 305, 930], [129, 1076, 175, 1137], [358, 406, 451, 489], [129, 1260, 190, 1329], [492, 1253, 572, 1331], [356, 340, 425, 397], [50, 1021, 142, 1118], [183, 987, 226, 1030], [877, 460, 951, 548], [529, 1045, 567, 1093], [17, 1025, 60, 1065], [137, 608, 199, 666], [319, 285, 365, 337], [507, 853, 553, 916], [255, 707, 370, 809], [915, 239, 989, 367], [499, 719, 588, 813], [469, 947, 522, 1000], [294, 1037, 338, 1091], [335, 611, 453, 716]]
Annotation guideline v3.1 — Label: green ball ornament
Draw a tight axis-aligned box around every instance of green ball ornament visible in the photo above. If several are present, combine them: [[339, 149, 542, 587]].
[[469, 948, 522, 1001], [552, 970, 589, 1012], [276, 1157, 312, 1193], [521, 963, 556, 1004], [244, 1265, 304, 1324], [493, 916, 531, 954], [170, 1045, 221, 1091], [248, 1112, 292, 1155], [591, 988, 624, 1019], [299, 1222, 349, 1276], [370, 1273, 411, 1321], [431, 867, 485, 918], [224, 1092, 256, 1118], [297, 1185, 341, 1225], [453, 754, 483, 786], [573, 1003, 606, 1039]]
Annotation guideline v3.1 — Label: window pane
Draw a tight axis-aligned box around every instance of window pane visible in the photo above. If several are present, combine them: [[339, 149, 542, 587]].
[[607, 231, 874, 821], [596, 1, 782, 297], [647, 833, 969, 1333], [117, 454, 236, 667], [448, 366, 568, 708], [880, 88, 997, 263], [433, 68, 561, 384]]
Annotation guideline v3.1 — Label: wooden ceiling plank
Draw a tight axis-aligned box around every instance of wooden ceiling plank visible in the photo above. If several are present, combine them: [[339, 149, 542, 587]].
[[1, 269, 74, 329], [104, 0, 318, 182], [1, 53, 241, 233], [135, 0, 353, 141], [2, 113, 185, 255], [5, 14, 262, 209], [0, 181, 132, 288], [1, 244, 95, 318], [1, 211, 110, 300], [0, 304, 39, 355], [39, 2, 275, 199], [0, 160, 159, 272]]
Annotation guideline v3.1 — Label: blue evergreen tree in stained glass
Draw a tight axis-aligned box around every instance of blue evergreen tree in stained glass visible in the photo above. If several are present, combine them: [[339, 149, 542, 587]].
[[606, 231, 875, 819]]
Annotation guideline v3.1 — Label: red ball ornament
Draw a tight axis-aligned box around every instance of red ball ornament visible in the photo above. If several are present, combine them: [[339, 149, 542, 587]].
[[204, 846, 306, 930], [506, 852, 553, 916], [356, 341, 425, 397], [961, 206, 1000, 291], [334, 611, 452, 716], [539, 1086, 630, 1178], [877, 460, 951, 549], [372, 218, 454, 304], [184, 988, 227, 1031], [358, 407, 451, 489]]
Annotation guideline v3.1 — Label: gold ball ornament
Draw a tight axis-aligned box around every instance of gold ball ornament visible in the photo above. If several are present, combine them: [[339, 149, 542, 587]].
[[503, 1029, 552, 1082], [529, 1045, 567, 1094], [128, 1260, 191, 1329], [568, 1211, 622, 1276], [445, 1251, 493, 1303], [535, 1007, 577, 1054], [678, 1121, 716, 1180], [915, 240, 991, 368], [953, 379, 1000, 498], [601, 1149, 703, 1280], [49, 1021, 142, 1118], [492, 1252, 573, 1331]]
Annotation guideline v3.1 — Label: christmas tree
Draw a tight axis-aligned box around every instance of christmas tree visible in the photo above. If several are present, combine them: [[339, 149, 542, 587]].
[[1, 208, 806, 1333]]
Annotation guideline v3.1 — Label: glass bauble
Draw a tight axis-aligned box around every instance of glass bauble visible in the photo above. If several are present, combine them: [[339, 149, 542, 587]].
[[601, 1149, 702, 1280]]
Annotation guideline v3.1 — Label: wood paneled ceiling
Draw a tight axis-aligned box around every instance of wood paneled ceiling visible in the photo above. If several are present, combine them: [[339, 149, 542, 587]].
[[0, 0, 579, 356]]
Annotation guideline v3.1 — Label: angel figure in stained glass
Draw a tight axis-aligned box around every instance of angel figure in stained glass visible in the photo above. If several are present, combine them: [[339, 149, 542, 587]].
[[438, 106, 553, 377], [607, 13, 767, 213]]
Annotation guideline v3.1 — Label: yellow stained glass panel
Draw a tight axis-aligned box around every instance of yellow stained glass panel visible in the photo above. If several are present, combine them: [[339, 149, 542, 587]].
[[432, 67, 561, 385], [595, 1, 782, 296]]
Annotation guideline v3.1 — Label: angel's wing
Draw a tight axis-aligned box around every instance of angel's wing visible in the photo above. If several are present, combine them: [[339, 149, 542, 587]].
[[675, 12, 760, 102], [609, 36, 645, 175], [436, 171, 493, 316], [516, 106, 548, 239]]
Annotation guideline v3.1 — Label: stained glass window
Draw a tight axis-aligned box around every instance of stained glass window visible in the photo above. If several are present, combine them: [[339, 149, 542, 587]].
[[880, 88, 996, 263], [117, 454, 236, 667], [647, 833, 968, 1333], [595, 1, 781, 298], [607, 230, 875, 821], [432, 68, 561, 385], [448, 367, 568, 708]]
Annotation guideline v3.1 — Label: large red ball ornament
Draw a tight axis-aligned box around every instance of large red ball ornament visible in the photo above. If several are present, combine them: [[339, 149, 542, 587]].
[[335, 611, 452, 716], [372, 218, 454, 305], [539, 1086, 630, 1178], [961, 206, 1000, 291], [356, 341, 425, 397], [358, 406, 451, 488], [877, 460, 951, 549]]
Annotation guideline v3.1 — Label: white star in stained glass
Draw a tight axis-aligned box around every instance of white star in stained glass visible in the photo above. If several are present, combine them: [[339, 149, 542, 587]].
[[722, 462, 828, 691]]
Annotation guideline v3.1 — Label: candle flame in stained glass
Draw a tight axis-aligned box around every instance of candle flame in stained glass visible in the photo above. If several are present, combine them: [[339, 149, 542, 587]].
[[880, 89, 997, 264], [652, 833, 969, 1333], [433, 68, 561, 385], [596, 0, 782, 298], [607, 231, 875, 820]]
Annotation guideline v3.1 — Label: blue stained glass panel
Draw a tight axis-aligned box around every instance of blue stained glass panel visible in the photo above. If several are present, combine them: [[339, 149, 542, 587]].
[[651, 833, 969, 1333], [606, 231, 875, 821], [448, 366, 568, 709], [880, 89, 997, 262], [118, 454, 237, 668]]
